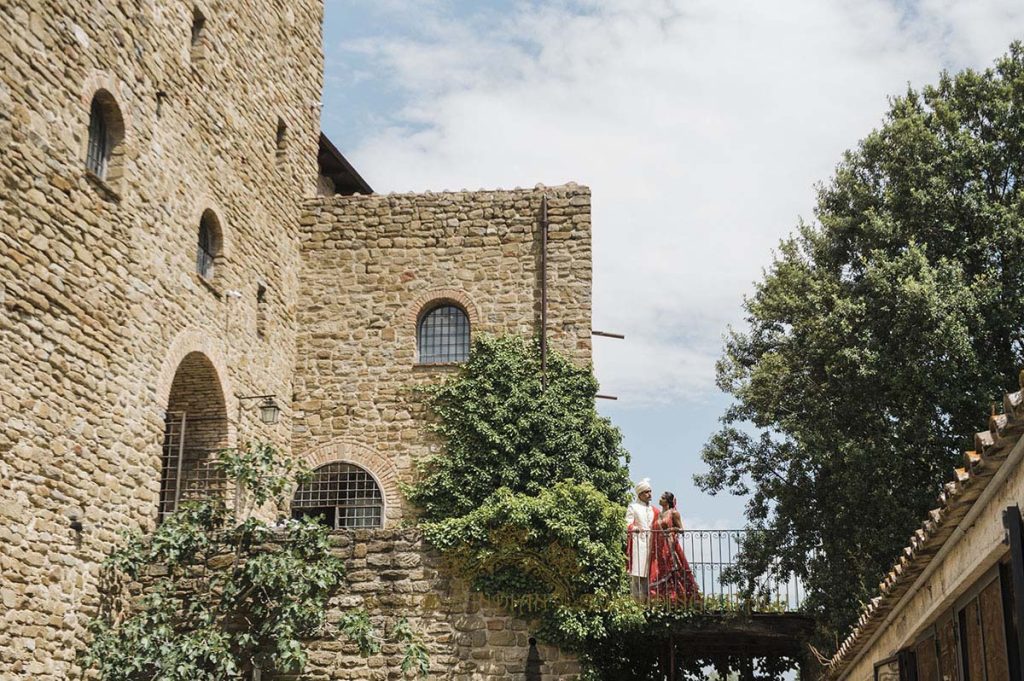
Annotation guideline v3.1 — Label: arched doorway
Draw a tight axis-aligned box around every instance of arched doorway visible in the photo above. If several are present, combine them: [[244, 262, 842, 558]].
[[158, 351, 230, 522]]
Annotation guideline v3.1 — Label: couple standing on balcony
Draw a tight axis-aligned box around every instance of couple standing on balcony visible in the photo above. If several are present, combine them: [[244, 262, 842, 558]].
[[626, 478, 701, 604]]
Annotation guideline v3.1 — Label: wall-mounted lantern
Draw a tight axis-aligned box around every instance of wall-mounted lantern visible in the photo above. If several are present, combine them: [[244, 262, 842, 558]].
[[258, 397, 280, 425], [238, 394, 280, 425]]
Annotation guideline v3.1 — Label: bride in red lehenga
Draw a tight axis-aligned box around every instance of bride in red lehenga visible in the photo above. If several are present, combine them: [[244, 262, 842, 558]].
[[649, 491, 700, 604]]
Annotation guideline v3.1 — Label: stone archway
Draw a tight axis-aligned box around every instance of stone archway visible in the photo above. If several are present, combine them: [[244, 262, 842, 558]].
[[157, 351, 230, 521]]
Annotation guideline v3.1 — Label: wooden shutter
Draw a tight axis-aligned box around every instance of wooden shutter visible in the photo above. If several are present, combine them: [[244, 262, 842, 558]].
[[938, 617, 960, 681], [916, 634, 939, 681], [981, 577, 1011, 681], [961, 600, 985, 681]]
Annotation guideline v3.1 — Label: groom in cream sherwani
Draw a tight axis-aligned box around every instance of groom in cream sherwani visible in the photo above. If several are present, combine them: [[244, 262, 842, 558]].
[[625, 478, 657, 601]]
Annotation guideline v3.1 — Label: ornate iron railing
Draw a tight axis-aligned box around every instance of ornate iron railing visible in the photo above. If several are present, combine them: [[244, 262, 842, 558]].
[[628, 528, 807, 612]]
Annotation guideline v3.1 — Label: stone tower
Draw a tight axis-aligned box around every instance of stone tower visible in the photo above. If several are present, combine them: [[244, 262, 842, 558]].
[[1, 0, 593, 678], [1, 0, 323, 676]]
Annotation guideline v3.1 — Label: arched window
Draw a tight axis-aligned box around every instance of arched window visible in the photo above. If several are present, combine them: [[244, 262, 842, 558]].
[[85, 91, 125, 183], [195, 210, 222, 281], [418, 303, 470, 364], [86, 99, 108, 177], [292, 463, 383, 529]]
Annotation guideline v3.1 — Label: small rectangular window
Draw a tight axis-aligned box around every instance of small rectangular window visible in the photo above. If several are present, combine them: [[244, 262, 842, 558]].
[[275, 118, 287, 162], [86, 99, 108, 178], [256, 283, 268, 338]]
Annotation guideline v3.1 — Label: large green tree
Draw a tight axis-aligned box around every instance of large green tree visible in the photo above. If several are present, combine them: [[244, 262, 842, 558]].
[[698, 43, 1024, 644]]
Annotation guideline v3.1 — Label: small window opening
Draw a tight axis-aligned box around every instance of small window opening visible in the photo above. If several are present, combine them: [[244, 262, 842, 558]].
[[195, 210, 222, 281], [191, 8, 206, 47], [84, 91, 125, 189], [86, 98, 109, 178], [275, 118, 287, 162], [256, 283, 268, 338]]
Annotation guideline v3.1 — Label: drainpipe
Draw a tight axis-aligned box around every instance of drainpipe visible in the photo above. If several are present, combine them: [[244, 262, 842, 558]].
[[540, 195, 548, 389]]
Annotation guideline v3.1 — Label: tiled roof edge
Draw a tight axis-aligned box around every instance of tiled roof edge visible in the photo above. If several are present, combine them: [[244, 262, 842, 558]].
[[827, 376, 1024, 678]]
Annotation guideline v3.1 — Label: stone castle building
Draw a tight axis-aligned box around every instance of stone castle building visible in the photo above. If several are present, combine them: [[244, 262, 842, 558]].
[[1, 0, 591, 678]]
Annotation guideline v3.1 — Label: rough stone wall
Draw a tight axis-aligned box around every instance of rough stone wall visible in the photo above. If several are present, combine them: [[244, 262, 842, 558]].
[[292, 186, 594, 525], [303, 529, 581, 681], [0, 0, 323, 677], [288, 186, 592, 678], [2, 2, 596, 678]]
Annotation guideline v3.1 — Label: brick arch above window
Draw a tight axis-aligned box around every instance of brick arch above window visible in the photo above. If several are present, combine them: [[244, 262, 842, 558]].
[[295, 440, 402, 527], [153, 328, 237, 448], [407, 289, 479, 328], [407, 289, 479, 365]]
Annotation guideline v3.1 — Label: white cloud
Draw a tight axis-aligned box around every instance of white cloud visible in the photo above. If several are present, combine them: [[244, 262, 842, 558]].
[[338, 0, 1024, 405]]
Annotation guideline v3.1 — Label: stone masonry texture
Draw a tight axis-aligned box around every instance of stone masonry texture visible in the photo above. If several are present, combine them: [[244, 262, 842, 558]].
[[1, 0, 593, 679], [293, 187, 593, 526]]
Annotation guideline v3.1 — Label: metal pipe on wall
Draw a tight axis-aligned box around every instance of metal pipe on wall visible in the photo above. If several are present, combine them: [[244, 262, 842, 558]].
[[540, 195, 548, 389]]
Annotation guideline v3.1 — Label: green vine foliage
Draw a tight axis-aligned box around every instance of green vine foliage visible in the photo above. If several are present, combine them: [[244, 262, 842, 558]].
[[409, 335, 632, 521], [409, 335, 634, 646], [83, 442, 428, 680]]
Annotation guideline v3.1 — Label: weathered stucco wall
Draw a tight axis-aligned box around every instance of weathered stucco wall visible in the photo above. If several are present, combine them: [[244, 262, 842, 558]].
[[0, 0, 323, 677], [292, 186, 594, 524]]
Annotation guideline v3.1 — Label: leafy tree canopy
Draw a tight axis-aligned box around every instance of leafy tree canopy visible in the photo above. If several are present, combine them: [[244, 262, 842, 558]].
[[697, 42, 1024, 644]]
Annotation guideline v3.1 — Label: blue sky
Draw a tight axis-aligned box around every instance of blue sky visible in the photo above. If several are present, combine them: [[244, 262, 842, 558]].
[[320, 0, 1024, 528]]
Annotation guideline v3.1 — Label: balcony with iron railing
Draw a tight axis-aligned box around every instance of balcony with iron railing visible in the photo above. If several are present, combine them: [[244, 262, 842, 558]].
[[628, 528, 808, 613]]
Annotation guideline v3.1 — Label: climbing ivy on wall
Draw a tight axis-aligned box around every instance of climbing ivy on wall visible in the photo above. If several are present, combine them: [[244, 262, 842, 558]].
[[408, 334, 634, 645], [83, 442, 428, 680]]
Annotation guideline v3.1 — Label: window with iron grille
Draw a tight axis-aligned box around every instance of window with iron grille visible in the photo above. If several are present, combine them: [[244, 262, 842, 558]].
[[158, 412, 228, 523], [291, 463, 383, 529], [86, 98, 108, 178], [196, 214, 217, 280], [418, 304, 470, 364]]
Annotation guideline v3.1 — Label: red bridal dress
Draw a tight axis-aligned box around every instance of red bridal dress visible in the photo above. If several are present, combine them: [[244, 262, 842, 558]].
[[648, 512, 700, 604]]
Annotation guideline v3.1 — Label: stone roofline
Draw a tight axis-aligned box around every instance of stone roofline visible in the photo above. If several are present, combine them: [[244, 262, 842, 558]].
[[827, 373, 1024, 678], [302, 181, 590, 204]]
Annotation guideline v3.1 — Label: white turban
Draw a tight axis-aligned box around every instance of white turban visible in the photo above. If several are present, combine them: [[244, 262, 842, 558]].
[[635, 478, 651, 495]]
